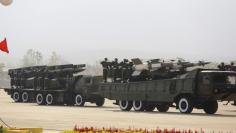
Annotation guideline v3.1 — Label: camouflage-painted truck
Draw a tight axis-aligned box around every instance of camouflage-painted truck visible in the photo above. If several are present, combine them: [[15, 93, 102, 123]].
[[4, 64, 105, 106], [98, 58, 236, 114]]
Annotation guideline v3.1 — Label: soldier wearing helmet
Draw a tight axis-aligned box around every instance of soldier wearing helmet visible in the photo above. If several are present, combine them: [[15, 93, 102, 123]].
[[112, 58, 119, 82], [101, 58, 110, 82], [120, 59, 129, 83], [218, 62, 226, 71]]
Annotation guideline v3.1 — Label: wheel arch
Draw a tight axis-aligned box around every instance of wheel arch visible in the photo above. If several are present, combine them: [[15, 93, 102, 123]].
[[174, 93, 195, 105]]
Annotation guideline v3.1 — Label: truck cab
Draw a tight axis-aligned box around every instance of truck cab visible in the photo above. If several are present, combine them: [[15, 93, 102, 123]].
[[197, 70, 236, 101], [176, 69, 236, 114], [73, 75, 104, 106]]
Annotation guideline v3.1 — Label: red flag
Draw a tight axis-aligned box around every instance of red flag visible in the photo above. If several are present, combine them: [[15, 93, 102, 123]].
[[0, 38, 9, 53]]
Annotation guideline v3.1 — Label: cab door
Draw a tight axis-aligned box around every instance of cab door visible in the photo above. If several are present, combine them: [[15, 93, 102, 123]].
[[197, 73, 212, 96], [82, 77, 93, 96], [74, 76, 92, 97]]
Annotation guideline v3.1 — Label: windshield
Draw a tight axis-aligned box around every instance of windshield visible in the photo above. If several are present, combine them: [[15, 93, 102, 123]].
[[212, 74, 236, 84]]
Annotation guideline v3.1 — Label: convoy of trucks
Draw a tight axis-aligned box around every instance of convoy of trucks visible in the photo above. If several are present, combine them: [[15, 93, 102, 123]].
[[2, 58, 236, 114]]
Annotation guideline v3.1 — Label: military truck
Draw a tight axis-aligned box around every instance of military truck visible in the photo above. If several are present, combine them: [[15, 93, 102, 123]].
[[4, 64, 105, 106], [98, 58, 236, 114]]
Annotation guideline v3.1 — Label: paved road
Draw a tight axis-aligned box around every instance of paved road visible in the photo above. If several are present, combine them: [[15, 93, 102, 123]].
[[0, 90, 236, 132]]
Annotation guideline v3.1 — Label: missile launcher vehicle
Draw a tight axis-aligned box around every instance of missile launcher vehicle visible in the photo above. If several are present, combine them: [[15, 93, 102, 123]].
[[4, 64, 105, 106], [99, 58, 236, 114]]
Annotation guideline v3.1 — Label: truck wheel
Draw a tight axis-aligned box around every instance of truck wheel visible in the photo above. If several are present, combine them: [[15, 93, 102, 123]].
[[22, 92, 29, 102], [75, 94, 85, 106], [36, 93, 45, 105], [96, 98, 105, 107], [156, 104, 169, 112], [13, 91, 21, 102], [46, 93, 54, 105], [178, 97, 193, 113], [119, 100, 132, 111], [203, 101, 218, 114], [133, 101, 146, 111], [145, 104, 156, 112]]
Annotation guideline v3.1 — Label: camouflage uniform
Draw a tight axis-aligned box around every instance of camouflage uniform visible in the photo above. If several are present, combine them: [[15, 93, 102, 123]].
[[120, 59, 129, 83], [101, 58, 110, 83], [127, 61, 134, 82], [230, 62, 235, 71], [112, 58, 119, 82], [218, 62, 226, 71]]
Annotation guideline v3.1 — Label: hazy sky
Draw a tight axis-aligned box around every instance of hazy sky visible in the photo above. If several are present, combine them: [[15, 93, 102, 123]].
[[0, 0, 236, 66]]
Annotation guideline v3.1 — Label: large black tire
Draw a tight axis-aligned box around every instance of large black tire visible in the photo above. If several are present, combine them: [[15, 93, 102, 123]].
[[145, 104, 156, 112], [74, 94, 85, 106], [132, 101, 146, 111], [156, 104, 169, 112], [46, 93, 55, 105], [119, 100, 132, 111], [96, 98, 105, 107], [178, 97, 194, 113], [203, 100, 218, 114], [36, 93, 45, 105], [22, 92, 29, 103], [12, 91, 21, 102]]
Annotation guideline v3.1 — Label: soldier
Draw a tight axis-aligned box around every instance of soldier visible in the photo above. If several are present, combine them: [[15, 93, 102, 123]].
[[218, 62, 226, 71], [100, 58, 110, 83], [111, 58, 119, 82], [120, 59, 129, 83], [230, 62, 235, 71], [127, 61, 134, 82]]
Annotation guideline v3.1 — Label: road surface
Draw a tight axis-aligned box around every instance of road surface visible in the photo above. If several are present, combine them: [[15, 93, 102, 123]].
[[0, 90, 236, 132]]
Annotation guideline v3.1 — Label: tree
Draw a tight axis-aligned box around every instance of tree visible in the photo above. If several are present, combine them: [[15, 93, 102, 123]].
[[48, 51, 70, 65], [22, 49, 43, 67], [48, 51, 60, 65], [81, 61, 102, 76]]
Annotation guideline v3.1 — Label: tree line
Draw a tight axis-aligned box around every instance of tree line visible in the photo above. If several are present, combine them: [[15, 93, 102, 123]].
[[22, 49, 68, 67]]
